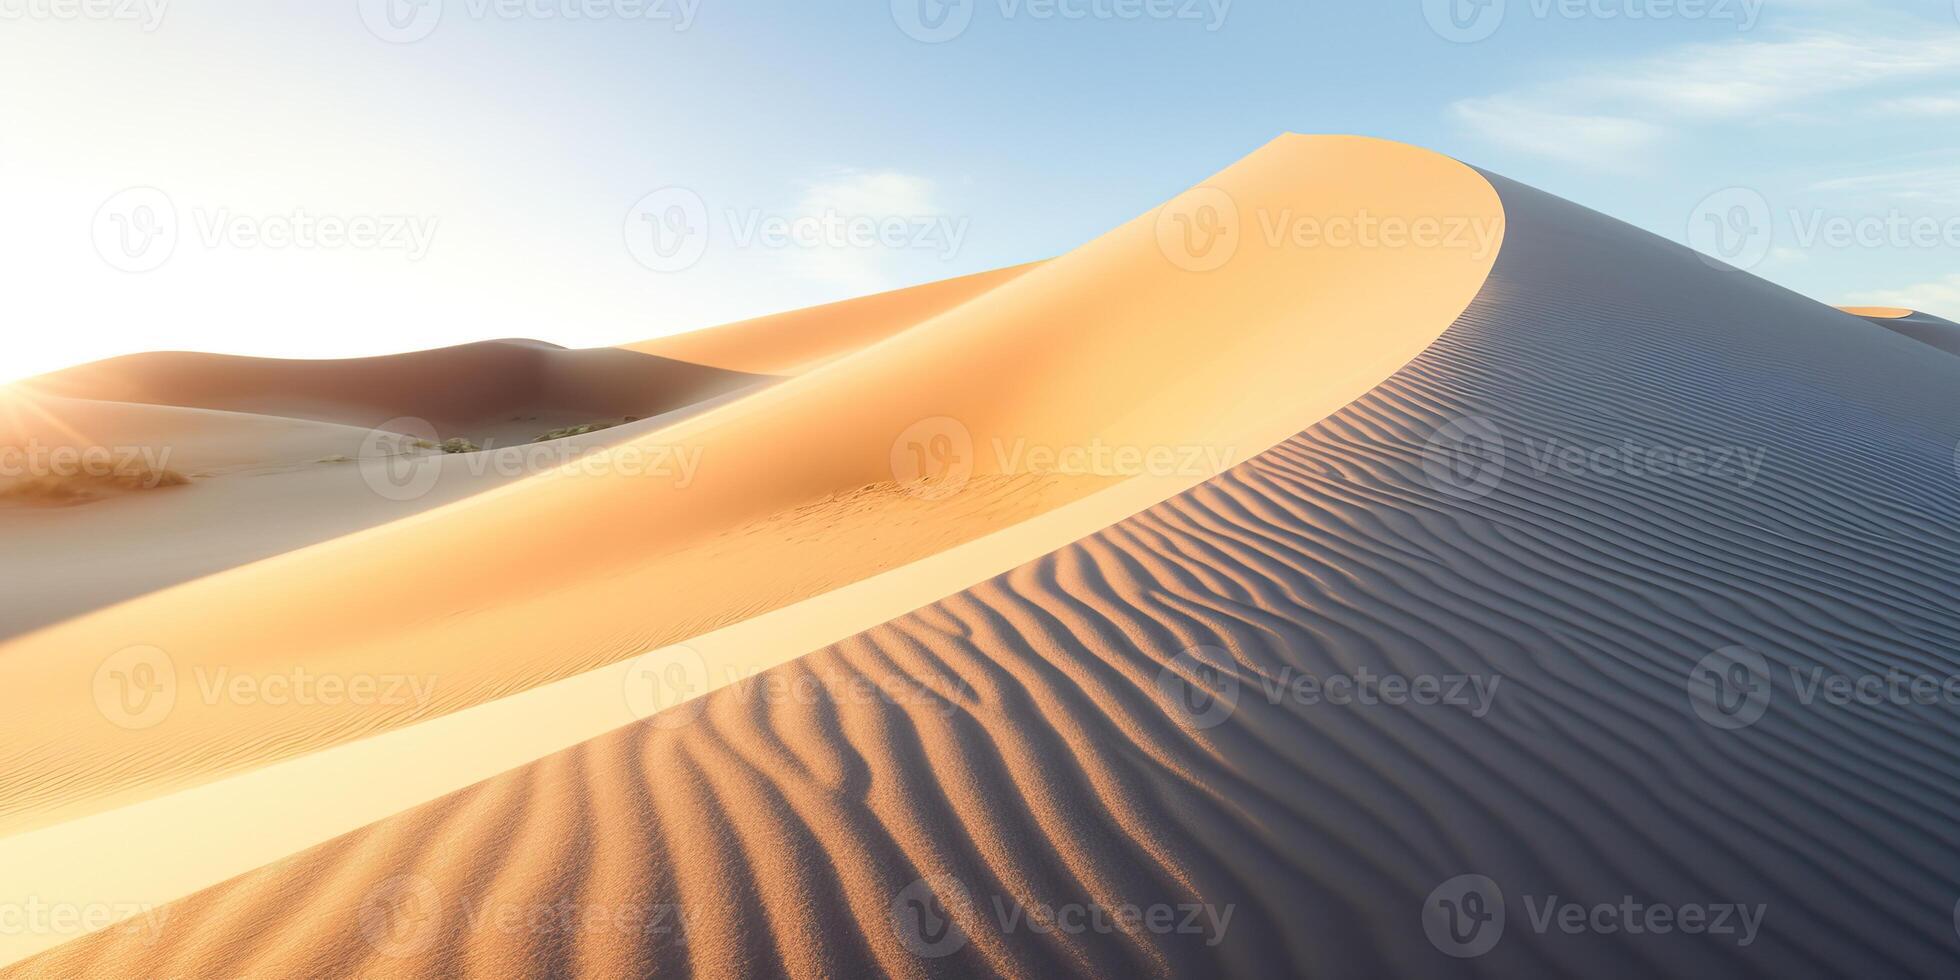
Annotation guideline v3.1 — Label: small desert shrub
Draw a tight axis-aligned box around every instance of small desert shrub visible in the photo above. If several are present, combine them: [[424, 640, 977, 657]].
[[439, 438, 480, 454], [532, 419, 628, 443], [0, 464, 191, 506]]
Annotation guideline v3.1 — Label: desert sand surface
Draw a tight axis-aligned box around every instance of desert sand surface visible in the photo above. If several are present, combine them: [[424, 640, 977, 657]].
[[12, 141, 1960, 979], [1841, 306, 1960, 357], [0, 131, 1500, 870]]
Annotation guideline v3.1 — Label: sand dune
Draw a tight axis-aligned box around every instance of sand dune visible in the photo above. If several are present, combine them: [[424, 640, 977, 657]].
[[0, 134, 1500, 856], [17, 339, 771, 447], [1841, 306, 1960, 357], [14, 152, 1960, 978]]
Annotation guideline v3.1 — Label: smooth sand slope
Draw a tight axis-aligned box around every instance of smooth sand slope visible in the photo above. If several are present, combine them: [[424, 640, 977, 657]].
[[0, 135, 1501, 848], [16, 164, 1960, 979], [1840, 306, 1960, 357], [622, 263, 1043, 376]]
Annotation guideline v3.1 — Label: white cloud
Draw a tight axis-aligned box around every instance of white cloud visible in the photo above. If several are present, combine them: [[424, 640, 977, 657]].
[[1875, 94, 1960, 116], [778, 170, 952, 294], [1450, 29, 1960, 167], [1449, 98, 1665, 170], [1604, 33, 1960, 118], [1808, 164, 1960, 207]]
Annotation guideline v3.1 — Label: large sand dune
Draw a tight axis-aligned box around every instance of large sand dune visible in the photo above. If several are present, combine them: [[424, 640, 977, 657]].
[[0, 134, 1499, 852], [11, 147, 1960, 977]]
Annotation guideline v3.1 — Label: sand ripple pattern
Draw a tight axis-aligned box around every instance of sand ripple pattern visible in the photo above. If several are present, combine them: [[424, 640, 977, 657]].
[[14, 176, 1960, 978]]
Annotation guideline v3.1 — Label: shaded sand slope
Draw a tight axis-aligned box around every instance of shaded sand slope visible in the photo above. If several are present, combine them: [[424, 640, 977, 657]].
[[0, 390, 725, 639], [0, 392, 376, 477], [18, 340, 770, 446], [20, 170, 1960, 978], [0, 135, 1501, 836], [1841, 306, 1960, 357], [622, 263, 1043, 376]]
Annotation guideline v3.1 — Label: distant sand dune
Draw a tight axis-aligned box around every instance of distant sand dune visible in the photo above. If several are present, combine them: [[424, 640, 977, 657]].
[[1840, 306, 1960, 357], [14, 163, 1960, 976], [17, 339, 772, 447]]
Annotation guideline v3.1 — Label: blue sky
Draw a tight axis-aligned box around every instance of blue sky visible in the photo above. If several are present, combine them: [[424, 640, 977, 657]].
[[4, 0, 1959, 379]]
